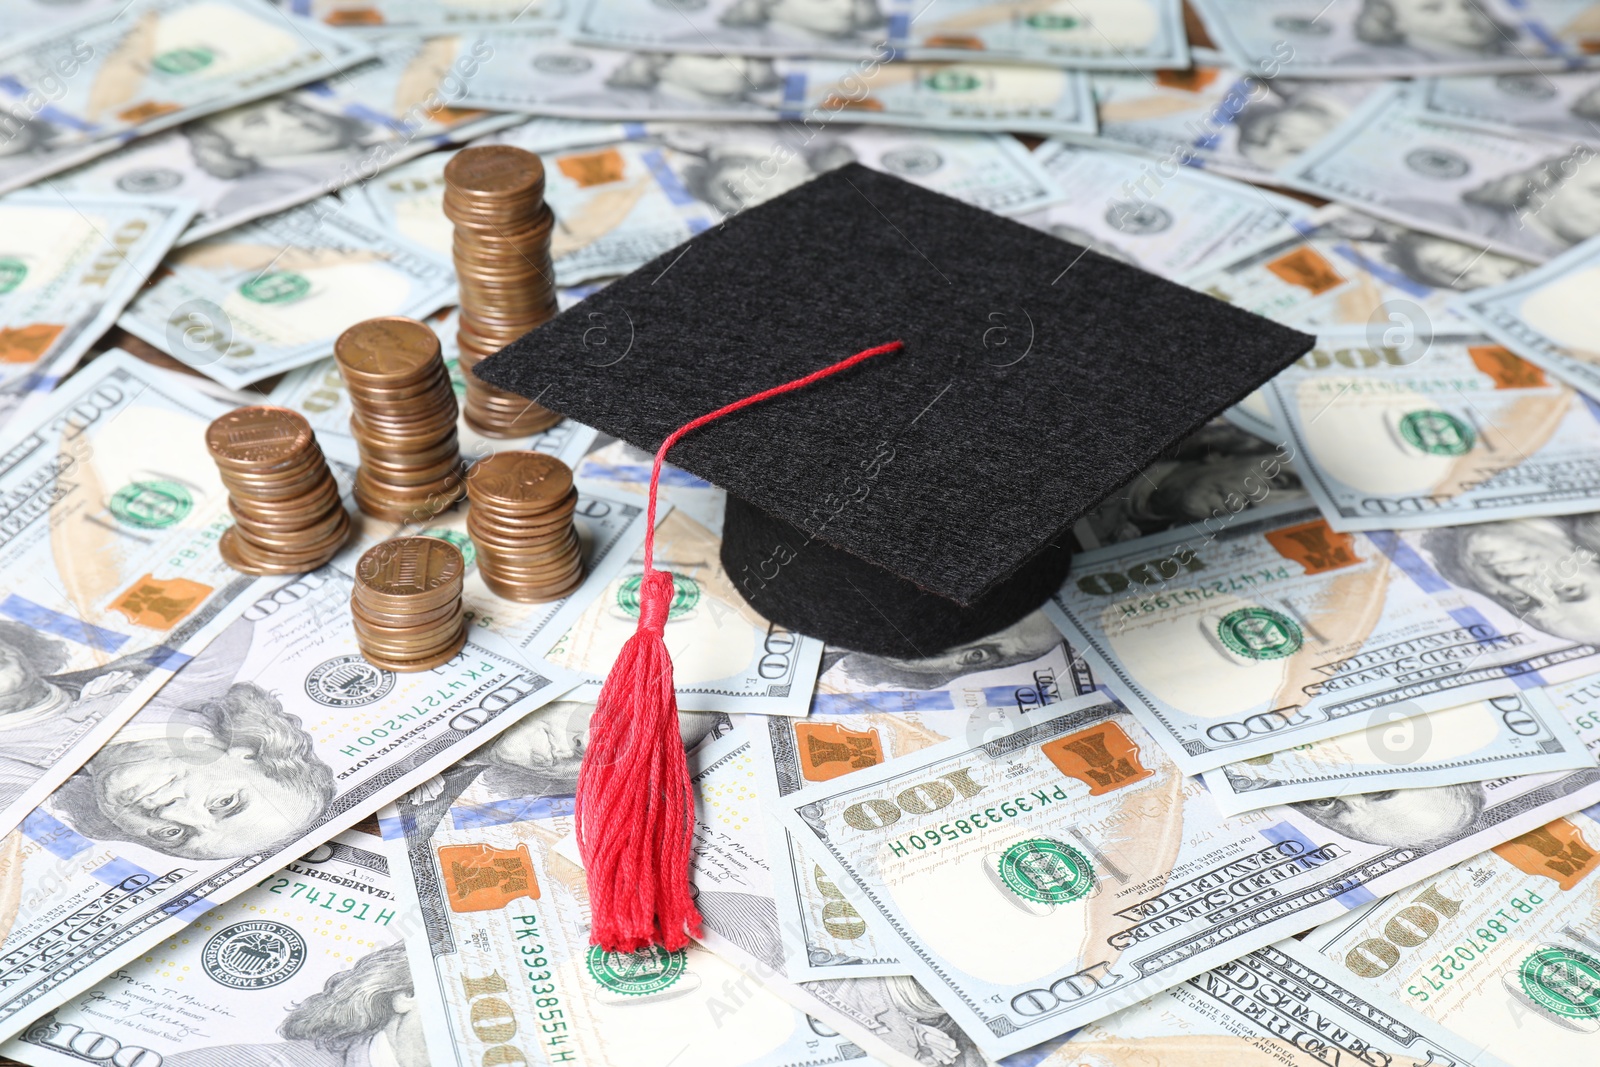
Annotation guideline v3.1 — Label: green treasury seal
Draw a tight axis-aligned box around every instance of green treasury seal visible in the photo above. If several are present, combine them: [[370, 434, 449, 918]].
[[998, 838, 1095, 904], [1217, 607, 1303, 661], [110, 480, 193, 528], [1518, 946, 1600, 1020], [586, 944, 687, 996], [1398, 410, 1475, 455], [617, 571, 699, 620]]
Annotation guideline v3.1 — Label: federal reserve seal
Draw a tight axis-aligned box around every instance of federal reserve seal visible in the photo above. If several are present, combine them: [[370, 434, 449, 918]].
[[585, 944, 687, 996], [1217, 607, 1304, 661], [617, 571, 699, 620], [239, 271, 310, 304], [201, 921, 307, 990], [110, 480, 193, 528], [306, 654, 396, 707], [1518, 946, 1600, 1021], [997, 838, 1095, 904], [1399, 410, 1475, 455]]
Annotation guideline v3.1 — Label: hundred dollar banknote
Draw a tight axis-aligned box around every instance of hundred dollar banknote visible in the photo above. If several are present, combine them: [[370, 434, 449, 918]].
[[776, 692, 1600, 1059], [453, 27, 1095, 137], [52, 34, 520, 244], [1065, 417, 1307, 553], [1300, 804, 1600, 1067], [2, 829, 422, 1067], [1085, 50, 1379, 182], [0, 193, 193, 427], [0, 0, 124, 49], [353, 120, 1062, 285], [377, 711, 907, 1067], [0, 350, 294, 843], [1046, 500, 1600, 773], [567, 0, 1189, 68], [1200, 689, 1594, 816], [117, 194, 456, 388], [0, 0, 372, 195], [689, 726, 1010, 1067], [749, 617, 1084, 981], [1420, 71, 1600, 144], [1455, 232, 1600, 399], [1193, 0, 1600, 78], [1016, 141, 1306, 280], [1281, 85, 1600, 263], [1182, 204, 1531, 340], [1057, 938, 1512, 1067], [1267, 338, 1600, 529], [282, 0, 566, 30], [0, 549, 577, 1043]]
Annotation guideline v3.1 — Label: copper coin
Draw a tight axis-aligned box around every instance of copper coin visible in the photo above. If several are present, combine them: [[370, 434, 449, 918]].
[[357, 623, 468, 672], [206, 407, 314, 470], [467, 508, 579, 543], [335, 317, 442, 385], [472, 540, 582, 574], [464, 452, 572, 509], [220, 526, 343, 576], [233, 515, 351, 563], [466, 509, 578, 545], [352, 595, 463, 630], [351, 484, 462, 525], [480, 569, 584, 604], [230, 498, 348, 539], [355, 536, 464, 603], [352, 609, 467, 652], [467, 511, 577, 543], [444, 146, 544, 199], [353, 604, 467, 646]]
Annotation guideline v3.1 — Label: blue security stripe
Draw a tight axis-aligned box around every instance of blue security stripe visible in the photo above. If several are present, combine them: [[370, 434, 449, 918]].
[[641, 148, 697, 206], [978, 684, 1055, 707], [22, 808, 93, 862], [1367, 532, 1549, 689], [1330, 242, 1432, 298], [1, 594, 130, 653], [576, 459, 711, 488], [1366, 531, 1448, 593], [811, 691, 957, 715], [998, 1032, 1075, 1067], [345, 102, 405, 132], [781, 72, 806, 110], [452, 794, 575, 830], [22, 808, 205, 906], [1259, 821, 1374, 910], [143, 646, 192, 671]]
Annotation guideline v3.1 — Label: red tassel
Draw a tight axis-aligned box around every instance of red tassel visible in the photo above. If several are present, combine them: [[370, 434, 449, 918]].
[[576, 339, 904, 952]]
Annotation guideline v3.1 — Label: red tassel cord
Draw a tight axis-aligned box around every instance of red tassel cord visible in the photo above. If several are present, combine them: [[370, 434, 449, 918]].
[[576, 339, 904, 952]]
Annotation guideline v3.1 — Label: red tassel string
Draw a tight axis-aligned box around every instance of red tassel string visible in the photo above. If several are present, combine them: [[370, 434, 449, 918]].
[[576, 339, 904, 953]]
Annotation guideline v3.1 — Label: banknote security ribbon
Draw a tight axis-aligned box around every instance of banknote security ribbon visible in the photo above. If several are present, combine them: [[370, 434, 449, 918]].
[[578, 340, 902, 953]]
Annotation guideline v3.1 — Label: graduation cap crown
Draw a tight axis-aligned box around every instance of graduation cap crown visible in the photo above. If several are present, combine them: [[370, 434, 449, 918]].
[[476, 162, 1315, 951]]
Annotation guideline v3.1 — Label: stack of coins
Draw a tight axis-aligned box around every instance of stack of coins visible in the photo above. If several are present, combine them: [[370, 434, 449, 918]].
[[466, 452, 584, 602], [335, 316, 465, 523], [351, 537, 468, 671], [444, 145, 563, 439], [207, 407, 350, 576]]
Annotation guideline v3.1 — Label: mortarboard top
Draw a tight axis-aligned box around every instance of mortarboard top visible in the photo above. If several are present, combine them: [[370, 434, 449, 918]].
[[476, 163, 1313, 658]]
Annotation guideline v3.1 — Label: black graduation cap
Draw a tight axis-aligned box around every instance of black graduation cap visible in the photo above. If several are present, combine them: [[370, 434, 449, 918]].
[[475, 163, 1313, 658]]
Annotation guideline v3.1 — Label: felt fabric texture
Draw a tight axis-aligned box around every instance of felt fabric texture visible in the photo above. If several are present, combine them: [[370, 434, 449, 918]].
[[475, 163, 1314, 650], [722, 494, 1073, 657]]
